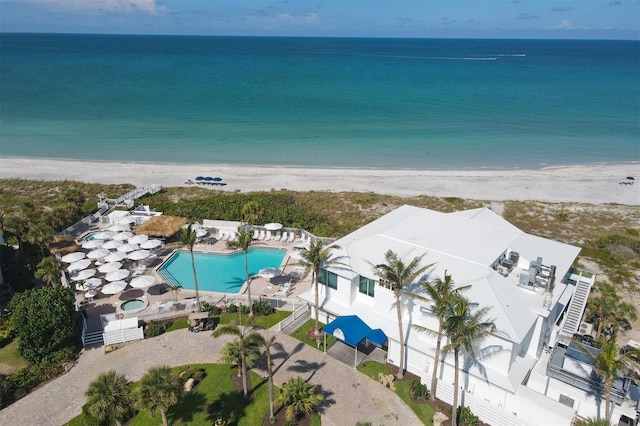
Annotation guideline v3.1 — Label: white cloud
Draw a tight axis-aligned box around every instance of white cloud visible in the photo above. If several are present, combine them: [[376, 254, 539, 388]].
[[276, 12, 317, 24], [553, 19, 574, 29], [5, 0, 167, 15]]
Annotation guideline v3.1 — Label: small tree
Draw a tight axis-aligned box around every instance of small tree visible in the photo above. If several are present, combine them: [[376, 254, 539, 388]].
[[10, 285, 81, 363], [213, 320, 264, 397], [241, 201, 264, 225], [276, 377, 324, 422], [35, 256, 62, 286], [85, 370, 133, 426], [227, 228, 257, 316], [587, 282, 637, 338], [181, 224, 201, 311], [137, 366, 183, 426]]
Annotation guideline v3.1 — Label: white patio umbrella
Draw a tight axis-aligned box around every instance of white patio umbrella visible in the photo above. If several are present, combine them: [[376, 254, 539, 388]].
[[104, 251, 127, 262], [258, 267, 282, 278], [118, 216, 138, 225], [264, 222, 283, 231], [108, 223, 130, 232], [81, 239, 104, 249], [140, 239, 162, 250], [128, 249, 151, 261], [77, 277, 102, 291], [117, 243, 139, 253], [85, 289, 98, 299], [294, 241, 310, 250], [128, 234, 149, 245], [87, 248, 110, 260], [91, 230, 115, 241], [98, 261, 123, 274], [129, 275, 156, 288], [195, 228, 208, 238], [105, 269, 130, 282], [67, 259, 92, 273], [112, 231, 133, 242], [101, 280, 128, 295], [182, 222, 202, 229], [288, 250, 303, 260], [101, 240, 123, 250], [61, 251, 86, 263], [71, 268, 96, 281]]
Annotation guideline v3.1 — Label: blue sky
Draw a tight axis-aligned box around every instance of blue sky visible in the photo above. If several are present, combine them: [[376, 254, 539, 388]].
[[1, 0, 638, 39]]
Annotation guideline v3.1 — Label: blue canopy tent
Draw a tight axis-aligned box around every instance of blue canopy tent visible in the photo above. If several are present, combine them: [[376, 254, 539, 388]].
[[322, 315, 387, 368]]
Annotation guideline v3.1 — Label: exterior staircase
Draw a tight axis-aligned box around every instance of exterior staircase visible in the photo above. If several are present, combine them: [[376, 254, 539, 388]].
[[559, 272, 595, 345]]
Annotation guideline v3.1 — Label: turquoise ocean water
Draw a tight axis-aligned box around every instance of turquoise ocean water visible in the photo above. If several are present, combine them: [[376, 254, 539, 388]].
[[0, 34, 638, 169]]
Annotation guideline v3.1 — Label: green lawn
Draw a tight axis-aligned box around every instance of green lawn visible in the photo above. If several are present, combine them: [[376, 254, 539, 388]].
[[67, 364, 272, 426], [218, 310, 291, 329], [357, 361, 435, 425], [0, 339, 30, 375], [291, 319, 337, 351], [165, 318, 189, 332]]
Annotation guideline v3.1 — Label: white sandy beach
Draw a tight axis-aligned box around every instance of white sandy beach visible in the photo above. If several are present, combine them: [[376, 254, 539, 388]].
[[0, 157, 638, 205]]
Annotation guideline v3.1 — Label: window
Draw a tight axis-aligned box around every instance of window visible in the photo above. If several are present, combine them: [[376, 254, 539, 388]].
[[318, 268, 338, 289], [359, 276, 375, 297]]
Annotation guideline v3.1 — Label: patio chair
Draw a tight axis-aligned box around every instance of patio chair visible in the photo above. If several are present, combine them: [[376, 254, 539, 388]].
[[258, 230, 266, 240], [280, 232, 288, 242], [287, 233, 295, 242], [253, 229, 260, 239]]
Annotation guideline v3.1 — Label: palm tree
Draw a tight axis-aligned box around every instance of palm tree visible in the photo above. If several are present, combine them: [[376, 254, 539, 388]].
[[410, 271, 470, 400], [227, 227, 257, 316], [136, 366, 183, 426], [167, 283, 183, 301], [26, 222, 53, 257], [181, 224, 201, 311], [85, 370, 133, 426], [587, 282, 637, 338], [260, 330, 277, 422], [220, 339, 262, 377], [442, 296, 497, 426], [298, 240, 344, 336], [576, 335, 638, 421], [35, 256, 62, 286], [213, 320, 264, 397], [275, 376, 324, 422], [370, 250, 432, 379], [241, 201, 264, 225]]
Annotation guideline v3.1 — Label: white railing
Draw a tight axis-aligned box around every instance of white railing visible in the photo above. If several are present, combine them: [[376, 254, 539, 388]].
[[103, 327, 144, 346], [278, 302, 310, 331]]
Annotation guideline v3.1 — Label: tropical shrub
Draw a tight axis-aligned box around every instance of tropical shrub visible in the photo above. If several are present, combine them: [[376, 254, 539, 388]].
[[409, 378, 430, 400], [0, 317, 15, 348], [228, 303, 238, 313], [201, 302, 222, 316], [145, 321, 170, 338], [276, 376, 324, 422], [238, 303, 250, 315], [252, 300, 274, 316], [456, 405, 479, 426]]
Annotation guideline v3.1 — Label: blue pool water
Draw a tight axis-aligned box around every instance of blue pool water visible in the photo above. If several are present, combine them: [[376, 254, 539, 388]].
[[120, 299, 144, 311], [158, 248, 287, 293]]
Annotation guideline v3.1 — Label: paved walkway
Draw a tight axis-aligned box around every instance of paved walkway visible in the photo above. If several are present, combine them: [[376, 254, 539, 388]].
[[0, 330, 422, 426]]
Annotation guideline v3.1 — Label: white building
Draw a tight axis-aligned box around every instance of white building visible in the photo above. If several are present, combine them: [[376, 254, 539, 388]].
[[298, 205, 634, 425]]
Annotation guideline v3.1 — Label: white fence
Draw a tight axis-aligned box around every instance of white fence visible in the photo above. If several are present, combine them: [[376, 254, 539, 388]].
[[103, 327, 144, 346]]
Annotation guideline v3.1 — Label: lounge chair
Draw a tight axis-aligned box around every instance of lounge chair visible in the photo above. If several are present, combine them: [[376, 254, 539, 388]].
[[280, 232, 288, 242], [258, 230, 266, 240], [287, 233, 295, 242], [253, 229, 260, 239]]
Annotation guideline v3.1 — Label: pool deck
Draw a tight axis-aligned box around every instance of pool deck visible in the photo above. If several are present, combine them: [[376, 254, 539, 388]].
[[80, 236, 312, 331]]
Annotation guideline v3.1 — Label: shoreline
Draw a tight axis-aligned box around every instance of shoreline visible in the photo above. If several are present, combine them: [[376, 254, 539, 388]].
[[1, 157, 638, 205]]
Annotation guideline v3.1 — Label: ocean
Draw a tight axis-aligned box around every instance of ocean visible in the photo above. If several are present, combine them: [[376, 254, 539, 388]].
[[0, 34, 638, 169]]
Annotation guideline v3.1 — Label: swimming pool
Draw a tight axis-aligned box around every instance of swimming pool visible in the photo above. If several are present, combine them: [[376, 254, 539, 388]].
[[158, 248, 287, 293]]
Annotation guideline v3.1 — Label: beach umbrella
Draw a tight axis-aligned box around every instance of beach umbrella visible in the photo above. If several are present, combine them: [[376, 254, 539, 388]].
[[81, 239, 104, 249], [105, 269, 130, 282], [203, 176, 214, 181], [101, 240, 123, 250], [108, 223, 130, 232], [140, 239, 162, 250], [85, 290, 98, 300], [71, 268, 96, 281], [61, 251, 86, 263], [195, 228, 208, 238], [87, 248, 110, 260], [67, 259, 92, 273], [117, 243, 139, 253], [129, 275, 156, 288], [264, 223, 283, 231], [195, 176, 205, 181], [128, 234, 149, 245], [101, 281, 128, 295], [104, 251, 127, 263], [128, 249, 151, 261], [213, 177, 222, 182], [91, 230, 115, 241], [77, 277, 102, 291], [112, 231, 134, 241], [98, 261, 123, 274], [258, 267, 282, 279]]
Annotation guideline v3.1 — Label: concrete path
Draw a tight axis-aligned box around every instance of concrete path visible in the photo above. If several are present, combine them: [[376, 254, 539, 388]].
[[0, 330, 422, 426]]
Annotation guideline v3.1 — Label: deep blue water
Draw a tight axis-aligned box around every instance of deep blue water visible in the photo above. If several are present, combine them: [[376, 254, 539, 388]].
[[0, 34, 638, 169]]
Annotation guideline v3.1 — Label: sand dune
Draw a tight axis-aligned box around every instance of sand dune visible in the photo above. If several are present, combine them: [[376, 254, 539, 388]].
[[1, 157, 638, 205]]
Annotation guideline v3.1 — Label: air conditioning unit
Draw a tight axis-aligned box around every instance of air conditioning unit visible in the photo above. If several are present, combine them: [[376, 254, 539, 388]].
[[579, 322, 593, 335]]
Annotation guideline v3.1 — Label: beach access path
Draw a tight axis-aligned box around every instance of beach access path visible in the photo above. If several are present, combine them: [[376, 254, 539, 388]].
[[0, 329, 421, 426]]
